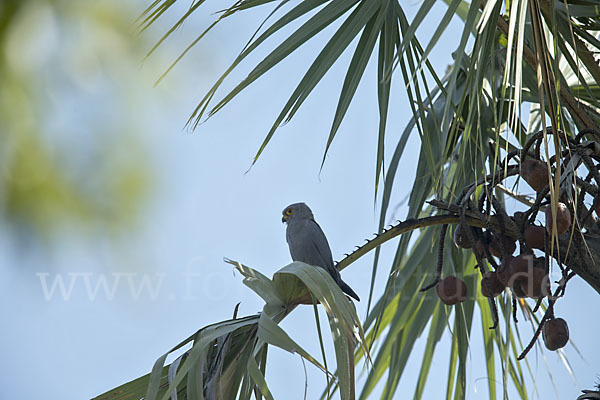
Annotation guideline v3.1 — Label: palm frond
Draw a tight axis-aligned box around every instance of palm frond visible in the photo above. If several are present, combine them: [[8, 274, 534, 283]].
[[94, 260, 368, 400]]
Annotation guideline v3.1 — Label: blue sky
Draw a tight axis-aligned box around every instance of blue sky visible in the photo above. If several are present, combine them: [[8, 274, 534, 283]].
[[1, 1, 599, 399]]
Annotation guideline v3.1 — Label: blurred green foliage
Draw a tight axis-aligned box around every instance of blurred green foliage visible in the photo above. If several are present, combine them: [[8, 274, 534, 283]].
[[0, 0, 151, 238]]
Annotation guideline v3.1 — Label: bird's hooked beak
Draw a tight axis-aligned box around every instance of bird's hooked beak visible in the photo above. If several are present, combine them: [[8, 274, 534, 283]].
[[282, 215, 288, 223]]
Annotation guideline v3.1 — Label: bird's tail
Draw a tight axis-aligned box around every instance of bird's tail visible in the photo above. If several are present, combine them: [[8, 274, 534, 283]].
[[338, 279, 360, 302]]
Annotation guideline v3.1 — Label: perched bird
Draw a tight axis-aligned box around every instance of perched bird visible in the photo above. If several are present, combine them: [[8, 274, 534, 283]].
[[282, 202, 360, 301]]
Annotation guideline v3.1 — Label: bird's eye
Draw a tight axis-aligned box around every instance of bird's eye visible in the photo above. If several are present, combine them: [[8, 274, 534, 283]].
[[285, 209, 293, 215]]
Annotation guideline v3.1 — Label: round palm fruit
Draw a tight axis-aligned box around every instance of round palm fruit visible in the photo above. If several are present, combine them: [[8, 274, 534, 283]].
[[542, 318, 569, 351], [453, 223, 472, 249], [524, 225, 546, 250], [480, 271, 505, 297], [503, 254, 534, 289], [545, 202, 571, 235], [520, 159, 548, 192], [436, 276, 468, 305], [496, 256, 513, 287], [489, 235, 517, 258], [519, 263, 551, 299]]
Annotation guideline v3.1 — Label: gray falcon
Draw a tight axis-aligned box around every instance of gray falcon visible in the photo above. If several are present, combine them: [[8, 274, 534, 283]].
[[282, 203, 360, 301]]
